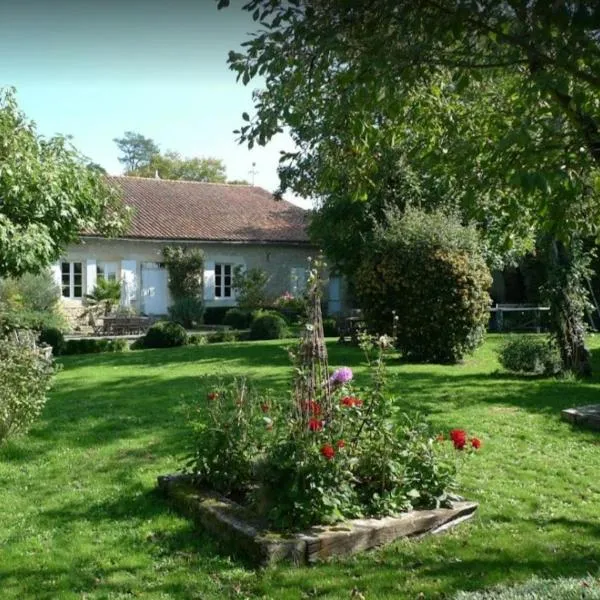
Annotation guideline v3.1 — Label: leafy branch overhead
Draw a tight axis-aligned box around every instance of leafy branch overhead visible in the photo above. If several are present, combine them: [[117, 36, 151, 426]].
[[0, 88, 129, 278]]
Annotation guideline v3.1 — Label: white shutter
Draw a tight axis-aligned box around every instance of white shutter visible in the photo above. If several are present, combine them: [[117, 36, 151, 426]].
[[120, 260, 137, 306], [204, 260, 215, 301], [51, 262, 62, 288], [86, 259, 97, 294]]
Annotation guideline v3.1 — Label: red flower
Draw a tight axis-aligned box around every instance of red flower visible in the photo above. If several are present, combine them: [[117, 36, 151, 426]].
[[449, 429, 467, 450], [308, 418, 323, 431], [471, 437, 482, 450], [336, 439, 346, 449], [321, 444, 335, 460], [301, 400, 322, 415], [260, 403, 269, 413], [207, 392, 219, 401], [341, 396, 363, 408]]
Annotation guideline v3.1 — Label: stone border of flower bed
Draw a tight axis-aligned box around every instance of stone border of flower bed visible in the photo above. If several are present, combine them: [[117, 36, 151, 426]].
[[561, 404, 600, 431], [157, 474, 478, 566]]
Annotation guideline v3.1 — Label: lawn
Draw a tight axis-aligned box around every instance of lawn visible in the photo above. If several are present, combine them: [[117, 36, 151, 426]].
[[1, 335, 599, 599]]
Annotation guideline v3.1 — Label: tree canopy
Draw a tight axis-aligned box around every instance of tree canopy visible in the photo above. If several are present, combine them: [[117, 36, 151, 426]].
[[113, 131, 159, 173], [0, 88, 128, 278]]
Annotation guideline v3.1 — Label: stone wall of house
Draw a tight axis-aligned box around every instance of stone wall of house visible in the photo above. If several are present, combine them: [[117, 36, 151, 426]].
[[56, 238, 346, 317]]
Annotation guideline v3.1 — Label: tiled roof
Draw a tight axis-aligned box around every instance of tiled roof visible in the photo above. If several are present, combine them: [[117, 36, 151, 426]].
[[93, 176, 310, 244]]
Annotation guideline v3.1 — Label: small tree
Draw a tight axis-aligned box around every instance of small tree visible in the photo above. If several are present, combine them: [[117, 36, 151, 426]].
[[84, 279, 122, 317], [162, 246, 204, 328], [232, 266, 270, 310], [355, 208, 492, 363]]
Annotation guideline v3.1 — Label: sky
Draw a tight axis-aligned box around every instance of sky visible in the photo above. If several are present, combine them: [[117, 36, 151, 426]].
[[0, 0, 310, 208]]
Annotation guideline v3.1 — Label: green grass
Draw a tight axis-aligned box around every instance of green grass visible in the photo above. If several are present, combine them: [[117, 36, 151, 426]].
[[1, 335, 600, 599]]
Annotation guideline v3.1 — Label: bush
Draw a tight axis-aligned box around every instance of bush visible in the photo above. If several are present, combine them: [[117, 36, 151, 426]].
[[249, 311, 288, 340], [0, 270, 61, 313], [355, 208, 492, 363], [497, 336, 561, 375], [142, 321, 188, 348], [168, 297, 204, 329], [233, 266, 271, 310], [206, 330, 239, 343], [0, 336, 56, 442], [0, 309, 67, 336], [39, 327, 65, 355], [322, 317, 338, 337], [62, 338, 128, 355], [223, 308, 253, 330], [203, 307, 230, 325]]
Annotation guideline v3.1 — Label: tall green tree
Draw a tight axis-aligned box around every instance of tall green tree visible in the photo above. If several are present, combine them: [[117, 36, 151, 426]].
[[0, 88, 128, 278], [129, 151, 227, 183], [113, 131, 160, 172], [221, 0, 600, 374]]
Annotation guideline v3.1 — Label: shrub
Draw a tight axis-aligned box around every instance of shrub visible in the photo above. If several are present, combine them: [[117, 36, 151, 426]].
[[322, 317, 338, 337], [355, 207, 492, 363], [0, 270, 61, 313], [0, 336, 56, 443], [203, 307, 230, 325], [168, 297, 204, 329], [185, 380, 271, 496], [188, 333, 207, 346], [39, 327, 65, 355], [83, 279, 121, 317], [223, 307, 253, 330], [142, 321, 188, 348], [497, 336, 561, 375], [62, 338, 128, 355], [0, 309, 67, 336], [233, 266, 271, 310], [249, 311, 288, 340], [206, 330, 239, 343]]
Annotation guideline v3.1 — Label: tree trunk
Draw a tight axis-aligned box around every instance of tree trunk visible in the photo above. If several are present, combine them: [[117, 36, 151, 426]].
[[544, 238, 592, 377]]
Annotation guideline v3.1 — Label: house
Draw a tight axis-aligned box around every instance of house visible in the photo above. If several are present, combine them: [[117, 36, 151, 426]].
[[53, 176, 343, 324]]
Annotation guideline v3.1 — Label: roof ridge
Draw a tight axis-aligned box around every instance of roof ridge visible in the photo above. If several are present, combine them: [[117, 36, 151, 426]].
[[109, 174, 260, 189]]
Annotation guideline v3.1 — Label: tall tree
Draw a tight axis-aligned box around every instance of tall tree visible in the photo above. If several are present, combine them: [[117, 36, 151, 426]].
[[221, 0, 600, 375], [0, 88, 128, 278], [129, 151, 227, 182], [113, 131, 159, 172]]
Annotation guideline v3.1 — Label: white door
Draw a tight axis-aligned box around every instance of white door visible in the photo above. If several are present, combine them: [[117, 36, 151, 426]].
[[328, 276, 342, 315], [141, 263, 169, 315]]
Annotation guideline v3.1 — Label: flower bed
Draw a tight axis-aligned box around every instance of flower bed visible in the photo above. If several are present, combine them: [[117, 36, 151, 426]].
[[160, 260, 480, 561]]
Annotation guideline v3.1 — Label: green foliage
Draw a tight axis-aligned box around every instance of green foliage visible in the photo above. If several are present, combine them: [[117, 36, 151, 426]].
[[322, 317, 338, 337], [232, 266, 270, 310], [1, 88, 128, 277], [355, 208, 492, 363], [162, 246, 204, 328], [249, 311, 288, 340], [113, 131, 159, 172], [84, 278, 122, 317], [168, 297, 204, 329], [129, 151, 228, 183], [498, 336, 562, 376], [454, 577, 600, 600], [39, 327, 65, 355], [184, 380, 270, 496], [0, 336, 55, 442], [142, 321, 188, 348], [0, 309, 67, 336], [223, 308, 253, 330], [203, 307, 230, 325], [63, 338, 128, 355], [0, 270, 61, 313]]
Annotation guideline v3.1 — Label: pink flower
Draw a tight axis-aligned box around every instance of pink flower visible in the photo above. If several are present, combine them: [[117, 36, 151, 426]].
[[329, 367, 353, 385]]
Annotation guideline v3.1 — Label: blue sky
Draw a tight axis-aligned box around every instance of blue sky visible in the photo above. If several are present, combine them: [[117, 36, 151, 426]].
[[0, 0, 309, 207]]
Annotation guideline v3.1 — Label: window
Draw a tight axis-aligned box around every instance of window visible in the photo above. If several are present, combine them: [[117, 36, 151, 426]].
[[61, 262, 83, 298], [214, 263, 233, 298], [97, 262, 118, 282]]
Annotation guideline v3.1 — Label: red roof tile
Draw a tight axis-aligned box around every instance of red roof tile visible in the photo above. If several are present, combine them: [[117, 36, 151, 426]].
[[94, 176, 310, 244]]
